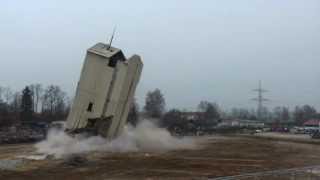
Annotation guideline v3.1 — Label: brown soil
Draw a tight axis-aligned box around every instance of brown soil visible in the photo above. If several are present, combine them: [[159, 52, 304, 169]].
[[1, 135, 320, 179]]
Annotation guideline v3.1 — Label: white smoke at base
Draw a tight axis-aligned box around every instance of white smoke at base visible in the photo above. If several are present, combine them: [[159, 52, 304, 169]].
[[35, 120, 196, 158]]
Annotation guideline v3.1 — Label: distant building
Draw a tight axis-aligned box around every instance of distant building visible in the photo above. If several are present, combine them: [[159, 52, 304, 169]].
[[218, 119, 240, 127], [218, 119, 264, 128], [180, 112, 204, 121], [303, 119, 320, 131]]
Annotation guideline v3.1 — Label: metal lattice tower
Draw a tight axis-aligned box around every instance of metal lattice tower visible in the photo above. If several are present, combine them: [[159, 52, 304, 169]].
[[252, 81, 269, 121]]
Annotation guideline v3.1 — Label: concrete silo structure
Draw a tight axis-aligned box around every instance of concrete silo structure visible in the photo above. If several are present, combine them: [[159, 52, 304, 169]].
[[65, 43, 143, 139]]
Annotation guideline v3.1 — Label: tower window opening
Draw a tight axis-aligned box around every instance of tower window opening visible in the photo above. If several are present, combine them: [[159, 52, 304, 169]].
[[108, 59, 117, 67], [87, 102, 93, 112]]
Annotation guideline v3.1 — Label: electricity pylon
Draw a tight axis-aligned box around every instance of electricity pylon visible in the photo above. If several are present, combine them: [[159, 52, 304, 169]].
[[252, 81, 269, 121]]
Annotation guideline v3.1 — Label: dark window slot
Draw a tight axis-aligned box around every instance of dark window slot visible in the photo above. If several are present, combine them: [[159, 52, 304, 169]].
[[87, 102, 93, 112], [108, 59, 117, 67]]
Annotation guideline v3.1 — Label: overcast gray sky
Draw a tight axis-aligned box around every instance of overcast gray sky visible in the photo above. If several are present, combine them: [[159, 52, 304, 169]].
[[0, 0, 319, 110]]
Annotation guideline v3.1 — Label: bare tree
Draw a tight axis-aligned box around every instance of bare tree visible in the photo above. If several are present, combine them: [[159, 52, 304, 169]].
[[3, 87, 13, 105], [0, 87, 14, 114], [20, 86, 33, 122], [197, 101, 220, 128], [29, 83, 43, 113], [282, 107, 290, 122], [161, 109, 188, 133], [294, 105, 317, 125], [29, 84, 36, 112], [198, 101, 220, 120], [257, 106, 272, 121], [0, 86, 3, 102], [231, 108, 251, 119], [42, 85, 67, 120], [198, 101, 209, 112], [42, 85, 55, 115], [11, 92, 22, 113], [144, 88, 165, 118], [273, 106, 290, 122]]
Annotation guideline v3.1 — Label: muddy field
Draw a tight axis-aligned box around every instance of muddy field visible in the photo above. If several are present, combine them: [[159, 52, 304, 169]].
[[1, 135, 320, 179]]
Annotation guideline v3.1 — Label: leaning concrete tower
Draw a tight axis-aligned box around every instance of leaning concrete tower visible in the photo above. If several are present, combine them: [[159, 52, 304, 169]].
[[65, 43, 143, 139]]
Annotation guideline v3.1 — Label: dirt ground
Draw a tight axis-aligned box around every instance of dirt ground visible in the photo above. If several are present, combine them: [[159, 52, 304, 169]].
[[1, 135, 320, 179]]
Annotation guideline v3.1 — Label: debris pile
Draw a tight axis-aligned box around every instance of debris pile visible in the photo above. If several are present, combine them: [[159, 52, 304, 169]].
[[63, 155, 88, 167], [0, 126, 45, 144]]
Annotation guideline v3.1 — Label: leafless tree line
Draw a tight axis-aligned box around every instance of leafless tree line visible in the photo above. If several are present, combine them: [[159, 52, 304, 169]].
[[142, 89, 319, 128], [0, 84, 70, 125]]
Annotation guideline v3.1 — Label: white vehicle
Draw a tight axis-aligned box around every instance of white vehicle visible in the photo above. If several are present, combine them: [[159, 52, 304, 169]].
[[255, 129, 262, 133]]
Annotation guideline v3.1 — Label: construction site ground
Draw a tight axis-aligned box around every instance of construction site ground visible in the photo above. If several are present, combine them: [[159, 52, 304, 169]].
[[1, 134, 320, 179]]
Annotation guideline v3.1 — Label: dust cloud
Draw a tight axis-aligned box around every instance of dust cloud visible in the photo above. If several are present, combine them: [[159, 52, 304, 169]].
[[35, 120, 196, 158]]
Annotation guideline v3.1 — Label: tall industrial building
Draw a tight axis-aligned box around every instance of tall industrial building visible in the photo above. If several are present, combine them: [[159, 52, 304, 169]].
[[66, 43, 143, 139]]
